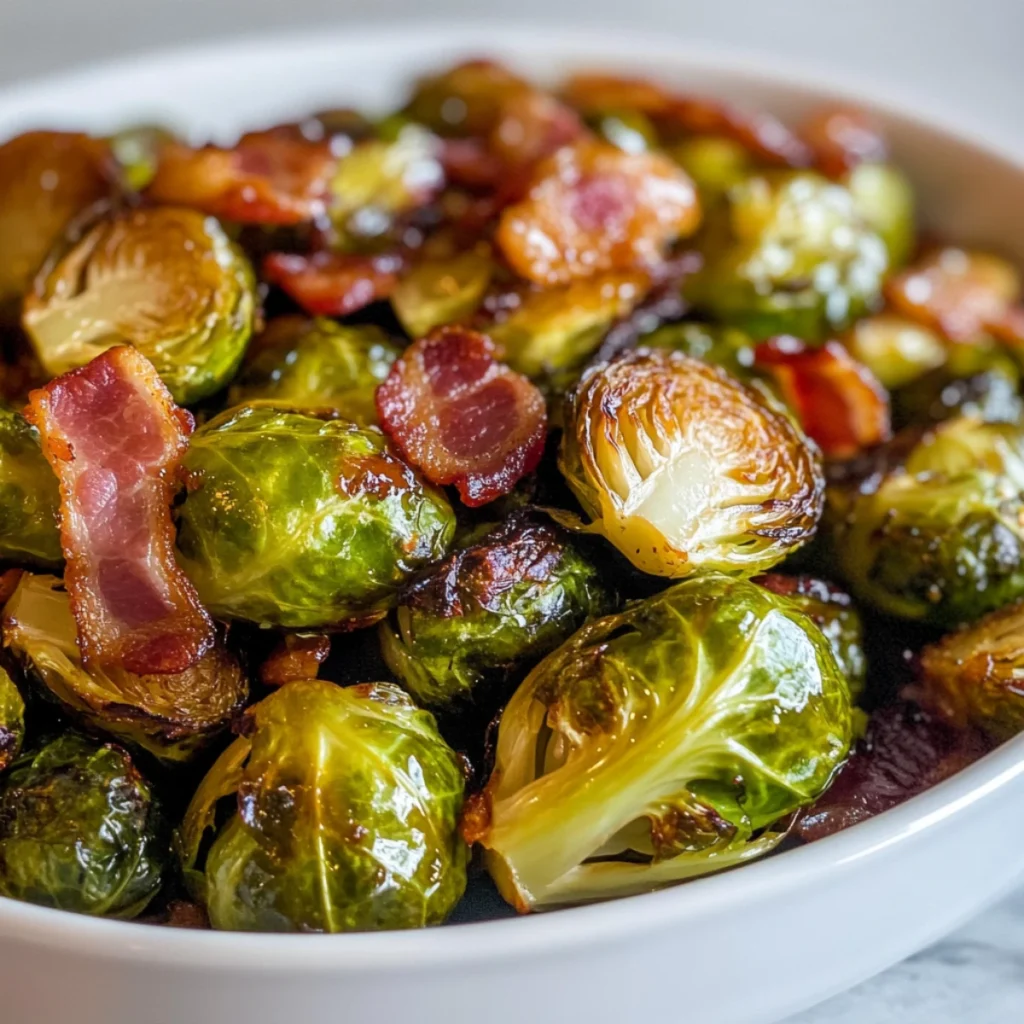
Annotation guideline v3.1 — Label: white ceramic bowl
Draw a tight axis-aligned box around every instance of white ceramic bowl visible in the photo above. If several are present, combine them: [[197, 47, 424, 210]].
[[2, 24, 1024, 1024]]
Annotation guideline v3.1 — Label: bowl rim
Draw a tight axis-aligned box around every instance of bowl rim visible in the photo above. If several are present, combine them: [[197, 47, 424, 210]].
[[1, 18, 1023, 969]]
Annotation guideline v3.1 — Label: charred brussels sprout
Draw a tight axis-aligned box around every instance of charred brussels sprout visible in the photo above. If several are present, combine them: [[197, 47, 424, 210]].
[[830, 416, 1024, 626], [0, 409, 61, 567], [559, 348, 823, 578], [175, 406, 455, 628], [22, 207, 257, 405], [228, 317, 400, 424], [2, 574, 247, 763], [688, 171, 888, 340], [391, 249, 494, 340], [178, 679, 467, 932], [846, 163, 915, 269], [0, 668, 24, 773], [381, 513, 613, 713], [468, 575, 851, 909], [0, 732, 165, 917]]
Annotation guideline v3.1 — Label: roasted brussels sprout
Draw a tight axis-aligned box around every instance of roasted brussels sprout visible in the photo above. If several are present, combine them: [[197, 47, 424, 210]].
[[688, 171, 888, 340], [0, 408, 61, 567], [829, 416, 1024, 626], [559, 348, 823, 578], [845, 163, 915, 268], [381, 513, 613, 713], [842, 313, 947, 390], [227, 317, 400, 424], [178, 679, 467, 932], [0, 732, 165, 917], [467, 575, 852, 909], [391, 249, 494, 340], [586, 109, 659, 154], [640, 321, 756, 379], [2, 574, 247, 762], [0, 667, 24, 774], [175, 405, 455, 627], [22, 207, 257, 405], [669, 136, 753, 205], [109, 124, 176, 192]]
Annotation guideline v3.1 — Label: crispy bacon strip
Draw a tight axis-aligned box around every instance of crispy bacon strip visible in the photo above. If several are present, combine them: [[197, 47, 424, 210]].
[[754, 337, 891, 459], [24, 346, 214, 675], [376, 326, 547, 506], [147, 135, 336, 225], [259, 633, 332, 687], [263, 251, 406, 316], [798, 106, 889, 178], [885, 247, 1024, 345], [496, 138, 701, 287]]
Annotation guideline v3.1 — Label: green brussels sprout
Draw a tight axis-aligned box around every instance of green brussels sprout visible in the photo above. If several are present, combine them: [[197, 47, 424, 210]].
[[22, 206, 257, 406], [640, 321, 756, 379], [391, 249, 494, 339], [669, 135, 753, 205], [687, 171, 888, 341], [842, 313, 947, 390], [0, 667, 25, 773], [755, 573, 867, 702], [109, 124, 176, 192], [178, 679, 467, 932], [829, 416, 1024, 626], [175, 405, 455, 628], [227, 317, 400, 425], [380, 513, 614, 713], [468, 575, 852, 909], [0, 408, 61, 567], [2, 574, 247, 763], [0, 732, 166, 917], [846, 162, 915, 268], [586, 110, 659, 154]]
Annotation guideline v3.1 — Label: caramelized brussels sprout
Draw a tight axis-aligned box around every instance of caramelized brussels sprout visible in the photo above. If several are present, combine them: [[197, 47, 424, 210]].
[[842, 313, 947, 390], [0, 667, 24, 774], [829, 416, 1024, 625], [22, 207, 257, 405], [467, 575, 851, 909], [178, 679, 466, 932], [640, 321, 756, 379], [391, 249, 494, 339], [688, 171, 888, 340], [109, 124, 176, 191], [845, 163, 915, 268], [0, 131, 117, 316], [227, 317, 400, 424], [2, 574, 247, 762], [175, 405, 455, 628], [559, 348, 823, 578], [0, 732, 165, 917], [0, 408, 61, 567], [381, 513, 613, 713]]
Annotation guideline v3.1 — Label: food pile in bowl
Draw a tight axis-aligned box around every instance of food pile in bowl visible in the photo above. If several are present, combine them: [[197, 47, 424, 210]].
[[0, 58, 1021, 933]]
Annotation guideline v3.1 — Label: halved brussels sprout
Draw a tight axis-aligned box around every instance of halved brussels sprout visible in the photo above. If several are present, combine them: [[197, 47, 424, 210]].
[[22, 207, 257, 405], [109, 124, 176, 192], [687, 171, 888, 340], [845, 163, 915, 268], [467, 574, 852, 910], [640, 321, 756, 379], [559, 348, 823, 578], [0, 408, 61, 567], [0, 731, 166, 917], [227, 317, 400, 424], [2, 574, 247, 763], [175, 405, 456, 628], [829, 416, 1024, 626], [0, 667, 24, 773], [391, 249, 494, 339], [178, 679, 467, 932], [669, 135, 753, 205], [380, 512, 614, 713], [842, 312, 947, 390]]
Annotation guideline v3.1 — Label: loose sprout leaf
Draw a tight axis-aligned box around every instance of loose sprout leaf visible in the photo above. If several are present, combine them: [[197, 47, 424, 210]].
[[109, 124, 177, 192], [753, 336, 892, 459], [798, 106, 889, 178], [559, 348, 824, 577], [22, 206, 257, 405], [0, 666, 25, 773], [376, 326, 548, 507], [391, 248, 495, 339], [496, 138, 701, 287], [25, 346, 215, 675], [263, 250, 406, 316], [3, 573, 247, 762], [841, 312, 947, 390], [259, 633, 332, 687]]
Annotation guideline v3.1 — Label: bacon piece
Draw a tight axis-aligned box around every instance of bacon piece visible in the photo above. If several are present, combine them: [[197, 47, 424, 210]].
[[147, 135, 336, 225], [885, 247, 1024, 345], [795, 702, 991, 842], [24, 346, 214, 675], [754, 337, 891, 459], [799, 106, 889, 178], [263, 251, 406, 316], [496, 138, 701, 287], [259, 633, 332, 687], [376, 326, 547, 506]]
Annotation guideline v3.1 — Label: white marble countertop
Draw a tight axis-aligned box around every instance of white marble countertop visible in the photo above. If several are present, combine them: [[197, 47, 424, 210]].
[[1, 2, 1022, 1020]]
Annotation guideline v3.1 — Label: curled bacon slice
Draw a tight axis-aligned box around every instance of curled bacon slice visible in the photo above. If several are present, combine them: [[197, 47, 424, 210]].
[[754, 337, 891, 459], [496, 138, 701, 287], [263, 251, 406, 316], [146, 135, 336, 225], [259, 633, 332, 687], [24, 346, 214, 675], [798, 106, 889, 178], [375, 326, 547, 506]]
